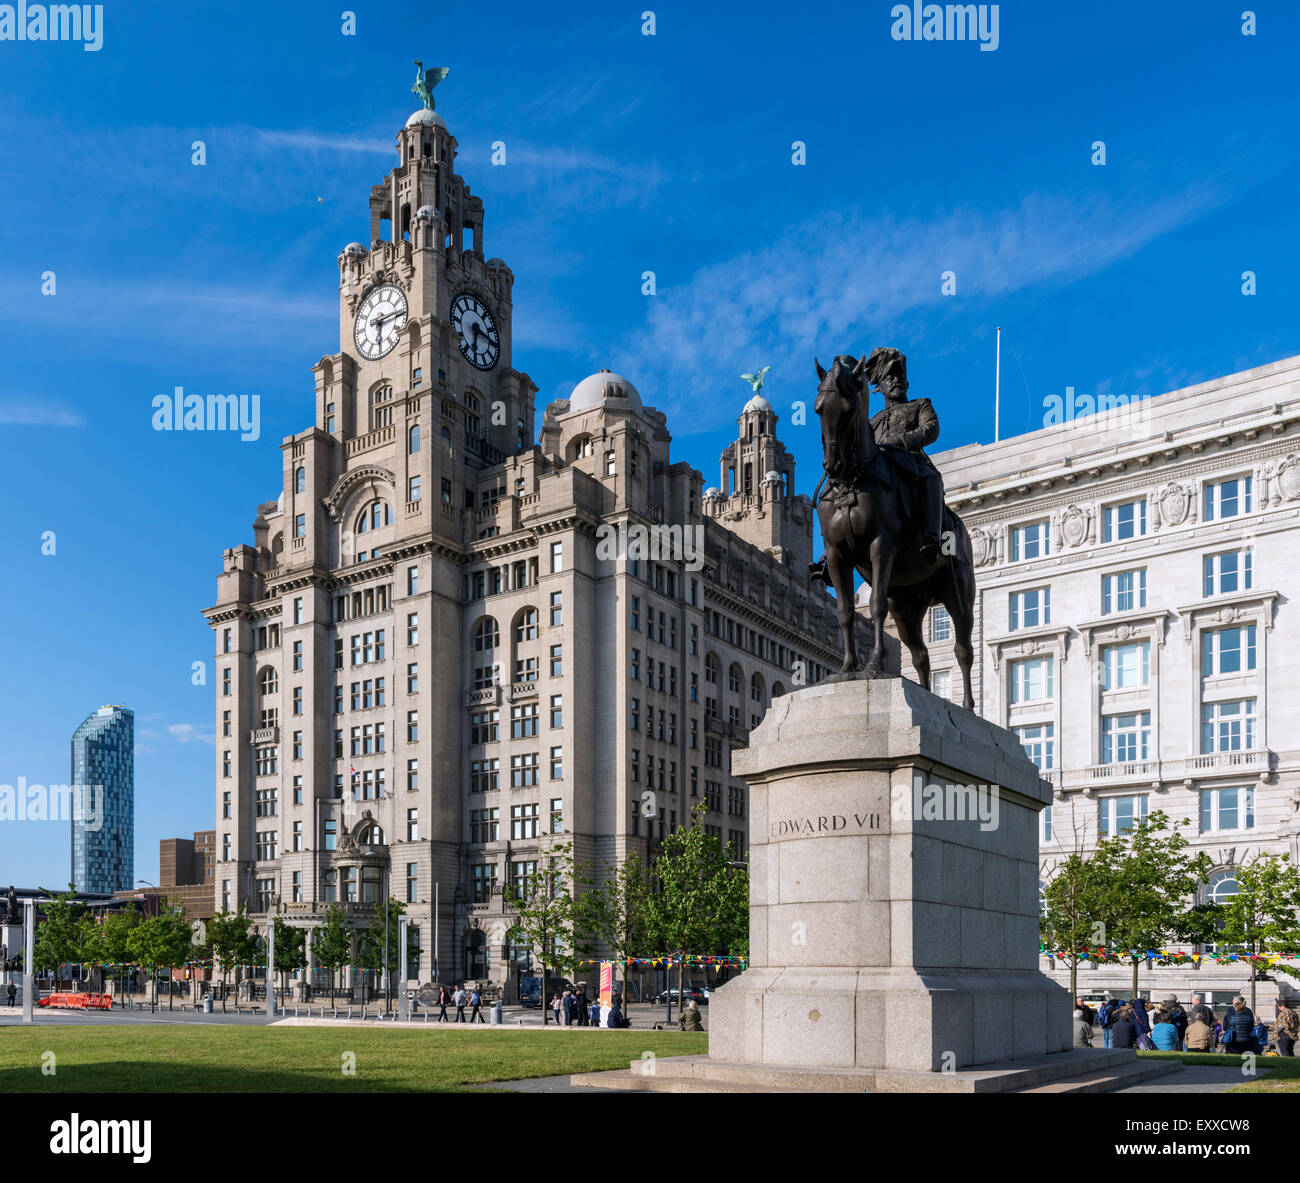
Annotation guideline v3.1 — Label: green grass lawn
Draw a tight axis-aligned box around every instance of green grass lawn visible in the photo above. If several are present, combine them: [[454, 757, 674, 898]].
[[1138, 1050, 1300, 1093], [0, 1025, 708, 1093]]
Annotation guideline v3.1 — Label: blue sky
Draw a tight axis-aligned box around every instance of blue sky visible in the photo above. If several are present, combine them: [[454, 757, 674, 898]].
[[2, 0, 1299, 886]]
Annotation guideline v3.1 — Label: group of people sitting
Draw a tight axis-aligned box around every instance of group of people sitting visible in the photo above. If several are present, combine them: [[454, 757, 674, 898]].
[[1073, 993, 1300, 1055]]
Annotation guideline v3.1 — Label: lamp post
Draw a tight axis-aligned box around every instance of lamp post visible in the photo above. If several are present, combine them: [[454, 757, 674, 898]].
[[137, 879, 159, 1011]]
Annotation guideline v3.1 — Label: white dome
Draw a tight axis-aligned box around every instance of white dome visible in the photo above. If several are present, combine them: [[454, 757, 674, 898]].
[[762, 470, 781, 483], [414, 205, 437, 221], [406, 108, 446, 130], [486, 257, 509, 270], [343, 242, 367, 256], [567, 369, 643, 413], [744, 394, 773, 413], [703, 487, 722, 499]]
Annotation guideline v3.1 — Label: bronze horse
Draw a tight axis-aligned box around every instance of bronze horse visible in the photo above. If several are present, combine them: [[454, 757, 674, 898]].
[[812, 354, 976, 711]]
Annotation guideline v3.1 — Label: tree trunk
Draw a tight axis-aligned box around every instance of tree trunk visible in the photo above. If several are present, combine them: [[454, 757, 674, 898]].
[[677, 954, 685, 1026], [1070, 958, 1078, 1002], [1131, 958, 1139, 1000]]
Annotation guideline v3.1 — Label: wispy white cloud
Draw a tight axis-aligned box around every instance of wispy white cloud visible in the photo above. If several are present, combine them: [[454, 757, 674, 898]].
[[0, 400, 85, 427], [610, 183, 1234, 432], [252, 128, 394, 156], [167, 723, 215, 746]]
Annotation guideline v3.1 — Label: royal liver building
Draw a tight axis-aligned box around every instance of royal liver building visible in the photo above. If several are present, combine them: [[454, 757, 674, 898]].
[[204, 94, 841, 993], [920, 358, 1300, 1002]]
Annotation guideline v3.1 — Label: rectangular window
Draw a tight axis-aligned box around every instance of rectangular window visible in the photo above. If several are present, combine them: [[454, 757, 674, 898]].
[[406, 808, 419, 842], [294, 514, 306, 538], [1101, 711, 1151, 763], [408, 474, 422, 502], [1201, 626, 1257, 676], [549, 694, 563, 729], [549, 643, 563, 677], [1015, 722, 1055, 771], [222, 750, 231, 778], [222, 628, 231, 654], [1010, 520, 1051, 562], [511, 803, 540, 840], [407, 662, 419, 694], [407, 613, 419, 646], [1009, 656, 1054, 703], [292, 871, 303, 904], [293, 596, 304, 625], [550, 745, 563, 779], [511, 703, 538, 739], [470, 758, 500, 792], [324, 819, 337, 851], [1200, 786, 1255, 833], [1041, 805, 1052, 843], [222, 668, 231, 696], [550, 797, 563, 834], [292, 640, 302, 671], [1204, 549, 1253, 597], [1009, 587, 1051, 631], [1101, 641, 1150, 690], [472, 863, 498, 903], [292, 776, 302, 805], [407, 565, 419, 596], [1201, 699, 1257, 754], [1102, 569, 1147, 615], [549, 591, 562, 627], [471, 710, 499, 744], [550, 540, 563, 573], [1204, 475, 1252, 521], [470, 807, 500, 843], [1102, 499, 1147, 542], [406, 758, 418, 792], [931, 669, 953, 701], [630, 596, 640, 631], [406, 862, 419, 904], [1099, 793, 1149, 836], [292, 730, 302, 760], [931, 606, 951, 641], [292, 686, 302, 715], [510, 753, 540, 787]]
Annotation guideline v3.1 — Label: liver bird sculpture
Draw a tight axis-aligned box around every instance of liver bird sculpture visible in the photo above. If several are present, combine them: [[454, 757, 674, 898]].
[[412, 60, 450, 110]]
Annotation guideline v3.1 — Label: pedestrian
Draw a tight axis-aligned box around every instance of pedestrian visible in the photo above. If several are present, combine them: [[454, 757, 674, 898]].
[[470, 986, 484, 1023], [1189, 993, 1214, 1026], [4, 981, 15, 1007], [1097, 997, 1116, 1049], [576, 987, 589, 1027], [454, 984, 467, 1022], [437, 985, 450, 1023], [1150, 1009, 1179, 1051], [1110, 1005, 1137, 1050], [1276, 999, 1299, 1057], [551, 991, 563, 1025], [1252, 1016, 1270, 1054], [607, 995, 625, 1029], [1162, 996, 1188, 1051], [590, 998, 602, 1028], [1073, 1008, 1093, 1048], [1075, 997, 1096, 1027], [1221, 996, 1256, 1053], [562, 988, 575, 1026], [681, 999, 704, 1032], [1131, 997, 1154, 1050], [1184, 1012, 1215, 1052]]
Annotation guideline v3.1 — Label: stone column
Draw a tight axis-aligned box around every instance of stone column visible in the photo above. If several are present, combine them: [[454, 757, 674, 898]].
[[709, 677, 1071, 1073]]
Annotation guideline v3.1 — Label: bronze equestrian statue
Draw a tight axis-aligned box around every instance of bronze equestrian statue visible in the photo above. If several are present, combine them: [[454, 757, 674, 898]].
[[810, 349, 976, 711]]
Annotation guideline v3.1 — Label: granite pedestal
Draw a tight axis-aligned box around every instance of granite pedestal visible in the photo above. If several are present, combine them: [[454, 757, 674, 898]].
[[708, 676, 1072, 1074]]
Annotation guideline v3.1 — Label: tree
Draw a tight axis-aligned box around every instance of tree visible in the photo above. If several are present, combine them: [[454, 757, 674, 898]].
[[575, 852, 653, 1013], [207, 909, 258, 1013], [355, 898, 421, 1010], [271, 917, 308, 1000], [32, 885, 87, 986], [1040, 824, 1117, 1000], [645, 804, 749, 1018], [1209, 854, 1300, 1013], [1092, 811, 1214, 999], [312, 904, 352, 1007], [127, 914, 164, 1012], [505, 842, 583, 1024], [150, 901, 195, 1012], [100, 908, 142, 1006]]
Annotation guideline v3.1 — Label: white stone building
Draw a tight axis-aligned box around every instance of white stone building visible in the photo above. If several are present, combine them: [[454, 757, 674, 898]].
[[915, 355, 1300, 1004], [203, 102, 845, 997]]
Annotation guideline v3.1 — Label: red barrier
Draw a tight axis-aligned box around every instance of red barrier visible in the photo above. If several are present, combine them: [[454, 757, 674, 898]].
[[34, 992, 112, 1010]]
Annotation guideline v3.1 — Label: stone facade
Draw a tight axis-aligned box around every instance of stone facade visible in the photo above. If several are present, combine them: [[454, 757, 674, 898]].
[[204, 105, 846, 995], [909, 356, 1300, 1003]]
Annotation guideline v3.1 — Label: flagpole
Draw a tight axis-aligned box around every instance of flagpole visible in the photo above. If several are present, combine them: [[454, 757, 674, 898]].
[[994, 326, 1002, 443]]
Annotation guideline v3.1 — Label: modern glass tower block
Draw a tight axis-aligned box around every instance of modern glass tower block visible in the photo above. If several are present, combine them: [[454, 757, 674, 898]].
[[70, 705, 134, 894]]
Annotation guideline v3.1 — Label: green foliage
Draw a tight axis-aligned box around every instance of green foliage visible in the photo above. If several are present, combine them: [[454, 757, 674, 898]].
[[1210, 854, 1300, 1011], [207, 909, 258, 1012], [575, 852, 653, 1004], [1040, 851, 1113, 998], [505, 842, 582, 1022], [311, 904, 352, 1006], [32, 885, 87, 977]]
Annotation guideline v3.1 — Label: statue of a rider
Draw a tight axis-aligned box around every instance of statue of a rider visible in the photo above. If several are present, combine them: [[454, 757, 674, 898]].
[[862, 347, 945, 561]]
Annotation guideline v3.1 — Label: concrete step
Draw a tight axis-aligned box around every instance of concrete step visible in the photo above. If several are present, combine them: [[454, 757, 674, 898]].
[[569, 1070, 796, 1093], [1013, 1059, 1184, 1094]]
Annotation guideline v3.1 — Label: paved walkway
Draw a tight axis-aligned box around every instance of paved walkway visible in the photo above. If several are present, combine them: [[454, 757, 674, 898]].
[[1116, 1063, 1274, 1093]]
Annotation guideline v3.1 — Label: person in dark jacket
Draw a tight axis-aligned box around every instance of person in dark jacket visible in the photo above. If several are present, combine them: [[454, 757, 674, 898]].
[[1221, 997, 1256, 1052], [1110, 1005, 1138, 1050], [1162, 997, 1189, 1050], [576, 987, 589, 1027], [1075, 997, 1096, 1027], [437, 986, 450, 1023], [1130, 997, 1153, 1048], [1276, 999, 1299, 1057], [1097, 999, 1116, 1049], [562, 989, 576, 1026]]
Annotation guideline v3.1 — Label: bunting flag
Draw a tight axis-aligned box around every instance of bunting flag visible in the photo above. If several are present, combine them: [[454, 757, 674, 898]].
[[573, 955, 748, 970], [1039, 944, 1300, 967]]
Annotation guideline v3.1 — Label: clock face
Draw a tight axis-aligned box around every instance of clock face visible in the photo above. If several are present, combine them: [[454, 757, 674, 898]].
[[450, 292, 500, 371], [354, 284, 408, 360]]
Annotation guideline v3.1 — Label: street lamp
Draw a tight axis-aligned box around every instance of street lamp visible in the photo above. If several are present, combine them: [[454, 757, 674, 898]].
[[136, 880, 158, 1011]]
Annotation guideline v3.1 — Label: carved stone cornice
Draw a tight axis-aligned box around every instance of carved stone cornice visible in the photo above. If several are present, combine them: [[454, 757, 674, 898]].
[[1076, 608, 1172, 657], [1175, 589, 1279, 643], [323, 465, 395, 522], [987, 624, 1072, 671]]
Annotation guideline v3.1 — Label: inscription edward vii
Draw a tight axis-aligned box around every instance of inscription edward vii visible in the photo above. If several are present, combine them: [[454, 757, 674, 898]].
[[769, 812, 883, 840]]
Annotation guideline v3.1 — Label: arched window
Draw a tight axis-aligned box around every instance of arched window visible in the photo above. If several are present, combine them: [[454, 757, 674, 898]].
[[514, 608, 538, 644], [409, 423, 421, 454], [728, 663, 743, 694], [370, 384, 394, 431], [358, 822, 385, 847], [473, 617, 499, 651], [356, 500, 392, 534], [1204, 870, 1242, 952], [466, 929, 489, 980], [750, 672, 766, 703], [295, 467, 306, 494], [772, 681, 786, 698], [259, 667, 278, 697]]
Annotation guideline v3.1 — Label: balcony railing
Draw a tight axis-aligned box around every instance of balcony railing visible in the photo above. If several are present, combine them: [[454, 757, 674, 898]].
[[1179, 749, 1268, 775], [510, 681, 539, 701], [345, 424, 395, 456], [249, 725, 280, 745], [465, 686, 500, 707]]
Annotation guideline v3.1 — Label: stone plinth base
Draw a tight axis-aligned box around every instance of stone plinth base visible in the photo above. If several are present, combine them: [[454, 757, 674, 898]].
[[712, 676, 1071, 1075], [569, 1050, 1182, 1094]]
